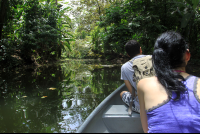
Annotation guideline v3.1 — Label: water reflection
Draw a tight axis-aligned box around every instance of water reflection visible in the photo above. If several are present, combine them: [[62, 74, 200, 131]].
[[0, 59, 123, 133]]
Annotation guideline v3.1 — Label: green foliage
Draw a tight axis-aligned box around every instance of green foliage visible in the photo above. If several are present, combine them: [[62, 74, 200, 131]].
[[96, 0, 200, 58], [0, 0, 74, 68], [87, 26, 104, 58], [62, 36, 91, 59], [67, 0, 115, 59]]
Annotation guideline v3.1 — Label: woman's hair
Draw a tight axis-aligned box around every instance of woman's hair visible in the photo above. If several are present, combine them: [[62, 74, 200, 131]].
[[153, 31, 189, 100]]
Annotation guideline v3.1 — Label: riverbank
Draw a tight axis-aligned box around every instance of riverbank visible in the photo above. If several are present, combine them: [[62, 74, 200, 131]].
[[1, 57, 200, 77]]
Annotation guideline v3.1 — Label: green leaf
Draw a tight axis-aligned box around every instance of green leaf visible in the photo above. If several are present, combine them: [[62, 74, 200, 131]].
[[181, 13, 193, 28], [196, 18, 200, 22], [191, 0, 199, 9], [185, 0, 193, 6], [51, 51, 55, 55], [65, 43, 71, 52], [64, 32, 74, 37], [61, 41, 71, 52], [185, 0, 199, 9]]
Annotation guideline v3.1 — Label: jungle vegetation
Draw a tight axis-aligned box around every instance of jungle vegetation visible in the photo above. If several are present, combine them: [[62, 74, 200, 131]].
[[0, 0, 200, 68], [0, 0, 74, 68]]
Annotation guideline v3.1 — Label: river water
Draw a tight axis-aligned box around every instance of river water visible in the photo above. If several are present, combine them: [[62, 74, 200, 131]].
[[0, 59, 123, 133]]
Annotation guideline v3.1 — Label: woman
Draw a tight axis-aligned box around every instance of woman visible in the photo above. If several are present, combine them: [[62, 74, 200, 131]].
[[137, 31, 200, 133]]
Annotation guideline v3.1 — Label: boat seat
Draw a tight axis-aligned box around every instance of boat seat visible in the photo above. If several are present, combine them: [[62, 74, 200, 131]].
[[102, 105, 143, 133]]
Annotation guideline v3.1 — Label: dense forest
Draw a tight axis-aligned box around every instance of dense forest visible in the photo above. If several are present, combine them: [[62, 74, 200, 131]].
[[0, 0, 200, 68]]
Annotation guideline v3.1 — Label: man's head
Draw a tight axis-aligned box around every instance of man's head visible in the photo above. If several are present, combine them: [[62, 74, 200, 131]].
[[125, 40, 142, 58]]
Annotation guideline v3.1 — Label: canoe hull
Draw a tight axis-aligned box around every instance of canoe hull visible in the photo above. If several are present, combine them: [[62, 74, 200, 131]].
[[76, 83, 143, 133]]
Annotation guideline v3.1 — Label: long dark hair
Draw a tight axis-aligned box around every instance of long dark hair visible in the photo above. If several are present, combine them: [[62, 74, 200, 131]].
[[153, 31, 188, 100]]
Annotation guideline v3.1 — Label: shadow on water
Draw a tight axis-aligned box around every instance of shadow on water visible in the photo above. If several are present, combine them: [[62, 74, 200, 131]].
[[0, 59, 123, 133]]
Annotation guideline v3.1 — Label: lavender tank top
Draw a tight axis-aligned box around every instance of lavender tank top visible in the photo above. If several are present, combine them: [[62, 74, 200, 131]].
[[146, 75, 200, 133]]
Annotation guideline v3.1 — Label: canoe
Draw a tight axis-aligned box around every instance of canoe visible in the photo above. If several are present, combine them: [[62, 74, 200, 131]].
[[76, 83, 143, 133]]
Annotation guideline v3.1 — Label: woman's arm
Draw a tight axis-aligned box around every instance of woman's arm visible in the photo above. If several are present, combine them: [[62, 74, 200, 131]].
[[137, 80, 148, 133]]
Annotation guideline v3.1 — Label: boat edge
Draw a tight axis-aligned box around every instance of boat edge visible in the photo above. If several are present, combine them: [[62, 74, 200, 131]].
[[76, 83, 125, 133]]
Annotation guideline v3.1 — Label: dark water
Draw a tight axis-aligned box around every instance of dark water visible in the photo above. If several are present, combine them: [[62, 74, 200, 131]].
[[0, 59, 123, 133]]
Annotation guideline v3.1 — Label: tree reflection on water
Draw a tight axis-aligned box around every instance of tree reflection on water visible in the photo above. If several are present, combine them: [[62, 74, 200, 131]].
[[0, 59, 123, 133]]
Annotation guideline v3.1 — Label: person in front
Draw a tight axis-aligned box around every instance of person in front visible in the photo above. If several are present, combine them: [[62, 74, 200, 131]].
[[137, 31, 200, 133], [120, 40, 148, 113]]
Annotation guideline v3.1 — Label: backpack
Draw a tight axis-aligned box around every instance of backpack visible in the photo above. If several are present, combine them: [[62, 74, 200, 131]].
[[128, 55, 155, 115]]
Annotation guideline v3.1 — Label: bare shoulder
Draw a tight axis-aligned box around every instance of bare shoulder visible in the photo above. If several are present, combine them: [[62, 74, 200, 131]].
[[138, 76, 157, 85], [137, 76, 158, 91]]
